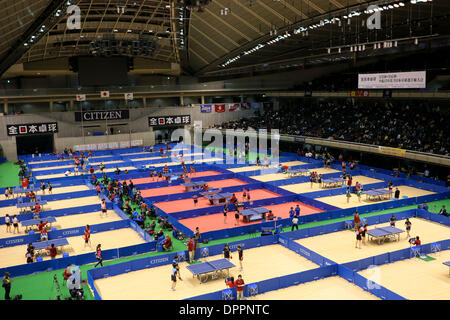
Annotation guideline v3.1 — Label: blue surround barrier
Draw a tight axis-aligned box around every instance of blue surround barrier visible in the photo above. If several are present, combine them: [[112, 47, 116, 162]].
[[86, 234, 280, 299], [0, 218, 131, 249], [0, 203, 110, 225], [0, 189, 97, 208], [416, 209, 450, 226], [343, 239, 450, 272], [337, 265, 406, 300], [0, 239, 156, 278], [187, 264, 338, 300]]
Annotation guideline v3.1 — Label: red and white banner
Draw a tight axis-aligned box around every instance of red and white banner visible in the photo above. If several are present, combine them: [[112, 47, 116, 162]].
[[100, 91, 110, 98], [228, 103, 240, 112], [215, 104, 225, 113], [76, 94, 86, 101]]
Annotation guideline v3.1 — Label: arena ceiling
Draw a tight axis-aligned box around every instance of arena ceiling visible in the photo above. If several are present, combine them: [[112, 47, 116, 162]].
[[0, 0, 449, 78]]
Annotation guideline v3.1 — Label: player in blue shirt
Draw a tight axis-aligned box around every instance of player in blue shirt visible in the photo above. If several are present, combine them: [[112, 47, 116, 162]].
[[289, 207, 295, 219], [295, 205, 301, 216]]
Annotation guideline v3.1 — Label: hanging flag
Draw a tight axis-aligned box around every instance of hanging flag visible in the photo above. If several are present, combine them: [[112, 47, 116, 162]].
[[201, 104, 212, 113], [76, 94, 86, 101], [241, 103, 250, 109], [100, 91, 110, 98], [215, 104, 225, 113], [228, 103, 240, 112], [125, 93, 133, 100]]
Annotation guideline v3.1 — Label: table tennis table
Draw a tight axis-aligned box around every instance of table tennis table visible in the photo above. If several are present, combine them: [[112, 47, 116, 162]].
[[16, 200, 48, 213], [32, 238, 69, 257], [21, 216, 56, 233], [286, 168, 310, 178], [443, 261, 450, 275], [182, 181, 206, 192], [321, 178, 346, 189], [365, 189, 392, 201], [367, 226, 404, 244], [12, 186, 41, 197], [206, 192, 233, 205], [186, 258, 235, 283], [200, 189, 221, 197], [240, 207, 270, 223]]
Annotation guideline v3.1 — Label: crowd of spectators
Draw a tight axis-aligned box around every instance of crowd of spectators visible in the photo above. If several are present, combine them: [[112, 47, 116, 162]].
[[218, 100, 450, 156]]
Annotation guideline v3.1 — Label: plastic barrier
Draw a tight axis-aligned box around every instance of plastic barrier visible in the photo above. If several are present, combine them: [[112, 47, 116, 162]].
[[186, 264, 337, 300], [0, 239, 155, 278]]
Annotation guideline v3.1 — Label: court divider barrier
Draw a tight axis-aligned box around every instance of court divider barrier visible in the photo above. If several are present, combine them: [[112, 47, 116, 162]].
[[0, 239, 156, 279], [186, 264, 338, 300], [0, 189, 97, 208], [343, 239, 450, 272], [86, 235, 280, 300], [337, 265, 406, 300]]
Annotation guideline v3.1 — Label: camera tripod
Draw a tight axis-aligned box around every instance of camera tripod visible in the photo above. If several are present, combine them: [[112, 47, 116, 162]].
[[51, 274, 63, 300]]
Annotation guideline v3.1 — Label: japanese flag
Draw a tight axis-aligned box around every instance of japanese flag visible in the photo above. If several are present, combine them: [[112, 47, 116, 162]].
[[100, 91, 110, 98], [76, 94, 86, 101]]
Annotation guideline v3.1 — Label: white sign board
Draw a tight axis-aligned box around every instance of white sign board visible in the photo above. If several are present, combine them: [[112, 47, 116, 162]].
[[358, 71, 426, 89]]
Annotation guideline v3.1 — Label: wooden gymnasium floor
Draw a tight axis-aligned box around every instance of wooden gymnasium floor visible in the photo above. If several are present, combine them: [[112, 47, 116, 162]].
[[280, 175, 384, 194], [0, 228, 145, 269], [0, 195, 102, 217], [0, 184, 90, 201], [316, 185, 436, 209], [227, 161, 306, 173], [247, 276, 379, 300], [94, 244, 319, 300], [358, 249, 450, 300], [250, 167, 342, 182], [35, 167, 137, 180], [30, 160, 124, 172], [295, 217, 450, 264], [0, 209, 118, 239]]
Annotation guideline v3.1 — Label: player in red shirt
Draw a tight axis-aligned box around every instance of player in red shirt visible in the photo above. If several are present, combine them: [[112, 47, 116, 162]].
[[38, 220, 48, 234], [83, 225, 91, 249], [163, 165, 169, 174], [187, 237, 195, 263], [33, 203, 41, 218], [46, 243, 57, 259], [235, 275, 245, 300]]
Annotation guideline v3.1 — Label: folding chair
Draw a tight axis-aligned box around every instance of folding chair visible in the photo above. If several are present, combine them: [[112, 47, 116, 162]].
[[431, 242, 441, 254], [410, 246, 420, 258], [200, 247, 209, 260], [222, 289, 233, 300], [176, 251, 187, 262], [247, 283, 258, 298]]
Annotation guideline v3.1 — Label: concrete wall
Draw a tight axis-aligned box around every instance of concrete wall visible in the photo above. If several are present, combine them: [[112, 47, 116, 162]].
[[0, 105, 256, 160]]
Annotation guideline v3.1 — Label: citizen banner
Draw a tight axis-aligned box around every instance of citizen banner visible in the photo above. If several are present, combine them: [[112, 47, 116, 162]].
[[358, 71, 426, 89], [75, 110, 130, 122], [148, 115, 191, 127], [7, 122, 58, 136]]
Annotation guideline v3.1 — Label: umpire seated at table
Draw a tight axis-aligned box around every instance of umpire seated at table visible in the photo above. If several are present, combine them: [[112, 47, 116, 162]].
[[267, 210, 275, 220]]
